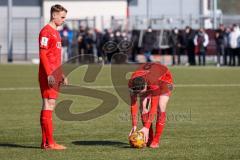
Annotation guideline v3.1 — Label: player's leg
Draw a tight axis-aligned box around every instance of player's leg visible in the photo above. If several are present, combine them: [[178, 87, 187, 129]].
[[40, 99, 47, 148], [42, 98, 55, 145], [41, 98, 66, 150], [40, 98, 54, 148], [139, 96, 154, 145], [150, 95, 169, 148]]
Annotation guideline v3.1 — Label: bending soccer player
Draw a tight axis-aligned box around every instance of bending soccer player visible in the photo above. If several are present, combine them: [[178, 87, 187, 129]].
[[128, 63, 173, 148], [38, 4, 68, 150]]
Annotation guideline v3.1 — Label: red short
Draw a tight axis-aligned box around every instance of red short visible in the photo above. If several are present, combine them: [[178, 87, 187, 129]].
[[161, 90, 172, 97], [39, 76, 59, 99], [159, 82, 173, 96], [159, 70, 174, 96]]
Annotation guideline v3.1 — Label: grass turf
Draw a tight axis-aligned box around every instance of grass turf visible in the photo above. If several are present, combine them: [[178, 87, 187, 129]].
[[0, 64, 240, 160]]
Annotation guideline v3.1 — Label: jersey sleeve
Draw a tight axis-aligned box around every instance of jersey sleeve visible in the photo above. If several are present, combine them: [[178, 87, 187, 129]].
[[39, 31, 52, 75], [130, 95, 138, 127], [159, 70, 173, 84], [39, 49, 52, 76], [144, 95, 159, 128], [39, 31, 50, 49]]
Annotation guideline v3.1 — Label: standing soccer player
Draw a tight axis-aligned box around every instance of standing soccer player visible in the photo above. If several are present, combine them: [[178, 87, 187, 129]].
[[128, 63, 173, 148], [38, 4, 68, 150]]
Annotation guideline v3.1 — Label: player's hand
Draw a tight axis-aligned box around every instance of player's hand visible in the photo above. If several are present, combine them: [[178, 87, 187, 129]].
[[128, 126, 137, 137], [62, 77, 68, 85], [139, 127, 149, 143], [47, 75, 55, 88]]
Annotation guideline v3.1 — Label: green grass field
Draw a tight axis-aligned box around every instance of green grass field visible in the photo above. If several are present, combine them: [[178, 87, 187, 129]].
[[0, 64, 240, 160]]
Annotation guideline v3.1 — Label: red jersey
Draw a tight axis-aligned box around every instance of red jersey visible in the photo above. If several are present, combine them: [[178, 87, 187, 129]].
[[128, 63, 174, 128], [38, 24, 62, 99], [38, 24, 62, 77], [129, 63, 173, 96]]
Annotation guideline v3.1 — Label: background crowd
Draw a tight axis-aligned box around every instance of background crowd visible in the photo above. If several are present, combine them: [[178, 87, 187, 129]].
[[59, 24, 240, 66]]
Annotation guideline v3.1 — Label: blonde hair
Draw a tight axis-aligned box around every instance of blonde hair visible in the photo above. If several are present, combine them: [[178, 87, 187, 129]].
[[50, 4, 67, 20]]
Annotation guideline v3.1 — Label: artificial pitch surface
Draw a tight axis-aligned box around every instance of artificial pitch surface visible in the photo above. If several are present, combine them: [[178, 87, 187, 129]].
[[0, 64, 239, 160]]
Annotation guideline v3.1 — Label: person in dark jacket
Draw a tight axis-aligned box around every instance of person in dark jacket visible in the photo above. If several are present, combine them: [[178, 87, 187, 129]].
[[177, 30, 186, 65], [185, 26, 196, 66], [77, 26, 86, 63], [224, 27, 231, 66], [169, 28, 180, 65], [101, 29, 111, 63], [142, 28, 155, 62], [84, 29, 95, 63], [95, 29, 103, 63], [215, 24, 225, 66]]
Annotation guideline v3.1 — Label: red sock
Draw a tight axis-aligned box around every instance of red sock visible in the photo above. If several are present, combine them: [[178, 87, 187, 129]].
[[41, 110, 55, 145], [40, 111, 47, 145], [141, 113, 154, 142], [148, 125, 154, 142], [153, 112, 166, 143]]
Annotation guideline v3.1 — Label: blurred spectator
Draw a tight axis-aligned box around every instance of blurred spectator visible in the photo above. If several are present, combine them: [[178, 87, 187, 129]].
[[169, 28, 180, 65], [77, 26, 86, 63], [237, 26, 240, 66], [94, 29, 103, 63], [121, 31, 129, 41], [67, 29, 74, 59], [130, 30, 140, 63], [224, 27, 231, 66], [85, 29, 94, 54], [84, 29, 95, 63], [114, 30, 123, 43], [142, 27, 155, 62], [101, 29, 111, 63], [194, 28, 209, 66], [229, 24, 240, 66], [60, 25, 70, 62], [215, 24, 225, 66], [160, 30, 171, 57], [177, 30, 186, 65], [111, 30, 125, 63], [185, 26, 196, 66]]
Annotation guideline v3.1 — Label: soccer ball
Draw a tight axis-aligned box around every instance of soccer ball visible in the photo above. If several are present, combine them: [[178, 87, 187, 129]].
[[129, 131, 146, 148]]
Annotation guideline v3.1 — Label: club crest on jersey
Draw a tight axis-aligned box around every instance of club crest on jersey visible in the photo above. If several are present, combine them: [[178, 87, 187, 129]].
[[41, 37, 48, 46], [57, 42, 62, 48]]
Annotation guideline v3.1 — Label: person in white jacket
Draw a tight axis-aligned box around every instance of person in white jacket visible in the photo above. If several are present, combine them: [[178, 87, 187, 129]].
[[229, 24, 240, 66], [194, 28, 209, 66]]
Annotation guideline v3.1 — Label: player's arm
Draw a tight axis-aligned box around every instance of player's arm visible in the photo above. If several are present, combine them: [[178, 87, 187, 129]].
[[39, 32, 52, 76], [144, 95, 159, 128], [39, 48, 55, 87], [129, 95, 138, 136], [39, 33, 56, 87], [139, 95, 159, 142], [130, 95, 138, 127], [39, 48, 52, 76]]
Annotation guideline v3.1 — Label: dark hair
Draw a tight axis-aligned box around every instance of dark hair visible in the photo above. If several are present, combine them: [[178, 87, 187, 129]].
[[50, 4, 67, 20], [131, 76, 146, 93]]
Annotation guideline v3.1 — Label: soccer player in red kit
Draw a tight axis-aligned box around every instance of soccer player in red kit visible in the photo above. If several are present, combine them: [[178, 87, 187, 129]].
[[128, 63, 173, 148], [39, 4, 68, 150]]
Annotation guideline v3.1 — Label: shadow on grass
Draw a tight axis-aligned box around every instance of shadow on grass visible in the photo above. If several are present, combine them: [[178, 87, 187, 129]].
[[72, 140, 130, 148], [0, 143, 39, 149]]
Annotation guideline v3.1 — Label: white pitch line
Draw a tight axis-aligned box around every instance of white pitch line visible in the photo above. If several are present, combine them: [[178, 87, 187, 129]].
[[0, 84, 240, 91], [0, 87, 39, 91], [175, 84, 240, 87]]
